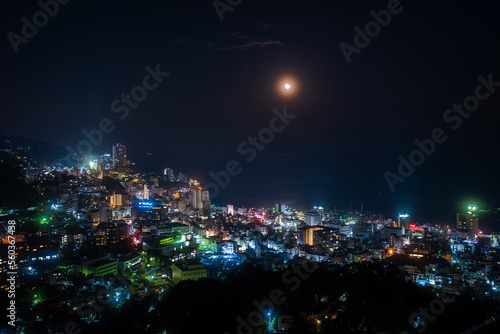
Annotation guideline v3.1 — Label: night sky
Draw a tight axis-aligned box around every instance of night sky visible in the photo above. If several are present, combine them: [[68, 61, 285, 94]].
[[2, 0, 500, 222]]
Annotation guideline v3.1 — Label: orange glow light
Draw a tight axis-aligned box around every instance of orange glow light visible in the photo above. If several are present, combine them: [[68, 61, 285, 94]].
[[276, 75, 299, 98]]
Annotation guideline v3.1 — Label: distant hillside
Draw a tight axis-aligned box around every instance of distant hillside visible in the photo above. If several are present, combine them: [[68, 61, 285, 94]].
[[0, 134, 67, 165], [0, 151, 40, 207]]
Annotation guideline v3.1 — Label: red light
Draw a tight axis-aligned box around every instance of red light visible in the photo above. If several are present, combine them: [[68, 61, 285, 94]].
[[409, 223, 420, 231]]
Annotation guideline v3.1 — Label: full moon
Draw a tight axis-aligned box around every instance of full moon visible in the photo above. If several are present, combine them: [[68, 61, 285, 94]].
[[276, 75, 299, 98]]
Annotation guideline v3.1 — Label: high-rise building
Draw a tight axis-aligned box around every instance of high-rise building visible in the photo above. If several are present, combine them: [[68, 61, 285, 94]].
[[178, 172, 188, 183], [456, 213, 479, 234], [164, 168, 175, 181], [110, 194, 128, 208], [201, 190, 211, 214], [99, 221, 129, 246], [456, 202, 479, 234], [91, 206, 111, 223], [398, 214, 410, 229], [135, 201, 162, 221], [297, 226, 323, 245], [189, 188, 210, 211], [189, 188, 202, 210], [144, 184, 155, 200], [112, 143, 127, 169], [201, 190, 210, 203], [304, 210, 322, 226], [103, 153, 112, 169], [275, 202, 288, 214]]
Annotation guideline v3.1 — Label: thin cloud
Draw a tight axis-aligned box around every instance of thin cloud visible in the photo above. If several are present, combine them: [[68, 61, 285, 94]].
[[213, 39, 284, 52]]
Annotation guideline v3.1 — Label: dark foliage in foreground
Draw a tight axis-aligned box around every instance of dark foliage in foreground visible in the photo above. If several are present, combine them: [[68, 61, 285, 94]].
[[153, 261, 499, 334]]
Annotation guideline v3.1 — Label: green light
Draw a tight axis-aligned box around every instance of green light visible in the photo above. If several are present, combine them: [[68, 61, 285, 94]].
[[467, 201, 479, 214], [32, 294, 42, 306]]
